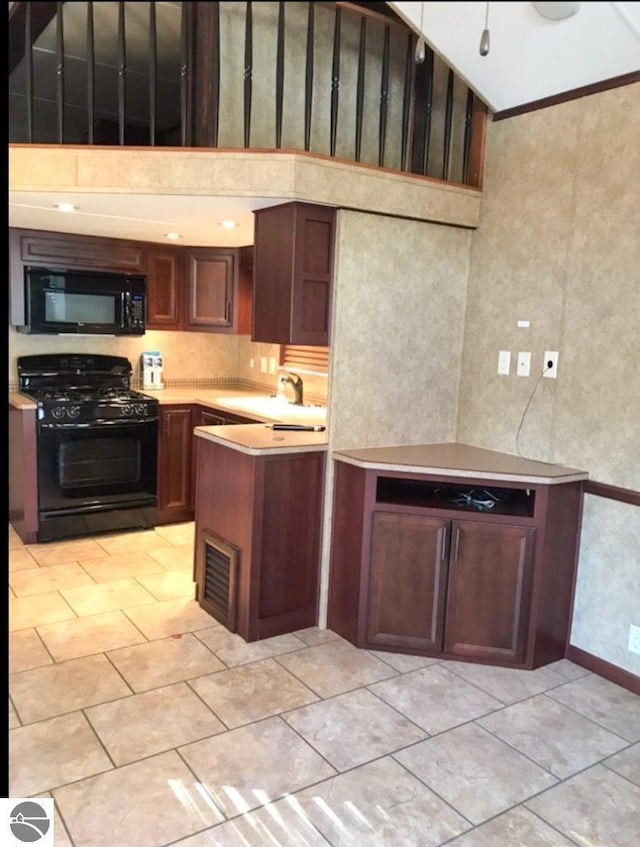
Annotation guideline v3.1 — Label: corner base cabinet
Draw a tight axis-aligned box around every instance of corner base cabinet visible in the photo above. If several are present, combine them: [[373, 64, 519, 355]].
[[328, 452, 585, 669], [194, 437, 326, 641]]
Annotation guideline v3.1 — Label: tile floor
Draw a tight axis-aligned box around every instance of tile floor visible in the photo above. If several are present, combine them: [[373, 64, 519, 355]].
[[8, 522, 640, 847]]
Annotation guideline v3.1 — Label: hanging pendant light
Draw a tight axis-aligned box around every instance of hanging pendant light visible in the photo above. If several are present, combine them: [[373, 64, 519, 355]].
[[415, 2, 426, 64], [479, 1, 490, 56]]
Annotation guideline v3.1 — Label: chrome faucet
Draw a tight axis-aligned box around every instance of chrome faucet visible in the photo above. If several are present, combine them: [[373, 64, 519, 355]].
[[277, 370, 304, 405]]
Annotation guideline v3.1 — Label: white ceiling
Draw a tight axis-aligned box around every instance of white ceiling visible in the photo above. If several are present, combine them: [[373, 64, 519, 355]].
[[8, 1, 640, 246], [389, 1, 640, 114]]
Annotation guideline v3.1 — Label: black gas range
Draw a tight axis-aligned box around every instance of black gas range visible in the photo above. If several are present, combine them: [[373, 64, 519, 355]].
[[18, 354, 159, 542]]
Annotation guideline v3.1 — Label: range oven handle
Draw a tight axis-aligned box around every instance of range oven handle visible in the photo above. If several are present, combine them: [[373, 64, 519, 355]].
[[39, 417, 158, 430]]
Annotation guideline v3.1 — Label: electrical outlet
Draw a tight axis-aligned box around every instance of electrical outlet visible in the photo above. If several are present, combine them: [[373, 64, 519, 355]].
[[629, 624, 640, 655], [543, 350, 559, 379], [497, 350, 511, 376], [517, 351, 531, 377], [249, 357, 255, 370], [268, 357, 277, 374], [260, 356, 268, 374]]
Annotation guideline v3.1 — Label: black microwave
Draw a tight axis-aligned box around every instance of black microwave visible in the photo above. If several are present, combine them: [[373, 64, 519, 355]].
[[19, 266, 147, 335]]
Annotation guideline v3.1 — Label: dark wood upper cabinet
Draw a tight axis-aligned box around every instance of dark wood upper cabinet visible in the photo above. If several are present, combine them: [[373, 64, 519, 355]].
[[252, 202, 336, 346], [186, 248, 251, 334], [146, 246, 184, 330], [12, 228, 146, 273]]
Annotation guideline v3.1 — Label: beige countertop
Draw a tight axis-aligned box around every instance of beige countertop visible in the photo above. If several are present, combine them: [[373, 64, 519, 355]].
[[334, 442, 588, 485], [9, 387, 328, 426], [195, 423, 328, 456]]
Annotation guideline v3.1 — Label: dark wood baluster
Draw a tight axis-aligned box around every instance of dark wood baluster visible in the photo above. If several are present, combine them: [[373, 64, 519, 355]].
[[462, 88, 474, 184], [378, 24, 390, 167], [180, 2, 191, 146], [442, 68, 454, 180], [211, 2, 221, 147], [304, 2, 314, 151], [275, 2, 285, 148], [55, 2, 64, 143], [117, 1, 126, 145], [330, 7, 341, 157], [355, 16, 366, 163], [25, 2, 33, 142], [400, 33, 415, 172], [149, 2, 157, 145], [244, 1, 253, 148], [422, 48, 434, 175], [86, 2, 95, 144]]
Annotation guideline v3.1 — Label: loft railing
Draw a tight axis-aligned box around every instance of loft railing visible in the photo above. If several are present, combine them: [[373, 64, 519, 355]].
[[8, 1, 486, 188]]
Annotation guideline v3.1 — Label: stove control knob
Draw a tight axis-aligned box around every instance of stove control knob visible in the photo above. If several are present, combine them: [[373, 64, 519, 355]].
[[134, 404, 147, 416], [52, 407, 66, 420], [67, 406, 81, 419], [122, 405, 133, 416]]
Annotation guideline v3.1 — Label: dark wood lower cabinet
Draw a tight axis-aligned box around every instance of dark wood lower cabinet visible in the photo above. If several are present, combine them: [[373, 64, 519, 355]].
[[443, 521, 535, 663], [194, 437, 325, 641], [156, 405, 194, 524], [329, 459, 583, 670]]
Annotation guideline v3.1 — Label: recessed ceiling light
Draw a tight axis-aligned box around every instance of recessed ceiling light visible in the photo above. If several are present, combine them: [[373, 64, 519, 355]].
[[218, 220, 238, 229], [164, 232, 182, 240], [54, 202, 78, 213]]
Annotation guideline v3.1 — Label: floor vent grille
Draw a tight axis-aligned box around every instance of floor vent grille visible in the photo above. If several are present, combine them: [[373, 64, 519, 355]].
[[199, 531, 238, 631]]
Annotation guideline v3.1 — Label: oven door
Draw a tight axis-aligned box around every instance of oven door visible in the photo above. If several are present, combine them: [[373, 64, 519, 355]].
[[37, 418, 157, 541]]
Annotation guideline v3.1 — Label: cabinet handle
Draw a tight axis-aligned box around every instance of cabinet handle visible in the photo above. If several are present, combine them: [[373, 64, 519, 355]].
[[225, 301, 230, 323], [452, 527, 460, 563], [441, 528, 449, 563]]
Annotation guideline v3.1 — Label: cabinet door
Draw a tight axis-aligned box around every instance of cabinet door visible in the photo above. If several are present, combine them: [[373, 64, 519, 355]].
[[15, 229, 145, 271], [187, 249, 237, 331], [444, 520, 535, 663], [146, 247, 183, 329], [366, 512, 449, 651], [156, 406, 194, 523]]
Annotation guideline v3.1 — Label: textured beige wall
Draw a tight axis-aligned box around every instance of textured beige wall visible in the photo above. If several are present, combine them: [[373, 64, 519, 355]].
[[458, 84, 640, 673], [329, 209, 471, 450]]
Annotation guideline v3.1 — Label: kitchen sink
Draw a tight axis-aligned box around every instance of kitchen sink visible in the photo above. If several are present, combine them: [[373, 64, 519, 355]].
[[216, 395, 326, 422]]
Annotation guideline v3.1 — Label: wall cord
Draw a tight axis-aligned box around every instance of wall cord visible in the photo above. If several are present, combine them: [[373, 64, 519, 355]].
[[515, 361, 553, 458]]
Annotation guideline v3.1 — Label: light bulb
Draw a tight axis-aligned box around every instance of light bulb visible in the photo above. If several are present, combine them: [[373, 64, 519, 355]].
[[479, 28, 490, 56], [415, 37, 426, 64]]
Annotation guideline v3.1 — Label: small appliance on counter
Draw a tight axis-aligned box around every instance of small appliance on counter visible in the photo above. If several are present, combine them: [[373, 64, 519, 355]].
[[141, 351, 164, 390]]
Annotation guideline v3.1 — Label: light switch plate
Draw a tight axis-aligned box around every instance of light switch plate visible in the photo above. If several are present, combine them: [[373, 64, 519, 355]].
[[498, 350, 511, 375], [517, 351, 531, 377], [543, 350, 559, 378]]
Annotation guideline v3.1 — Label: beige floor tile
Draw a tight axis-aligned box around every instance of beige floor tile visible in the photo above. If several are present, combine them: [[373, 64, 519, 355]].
[[9, 627, 53, 673], [9, 547, 39, 572], [293, 627, 341, 647], [170, 802, 332, 846], [545, 658, 592, 681], [368, 649, 440, 673], [135, 568, 197, 601], [9, 711, 113, 797], [26, 538, 109, 566], [95, 528, 173, 555], [147, 542, 197, 570], [122, 597, 218, 639], [447, 806, 575, 846], [51, 799, 74, 847], [195, 628, 306, 667], [10, 560, 95, 596], [190, 658, 318, 728], [107, 631, 226, 692], [9, 524, 24, 548], [478, 693, 628, 778], [442, 659, 567, 704], [526, 764, 640, 847], [546, 673, 640, 742], [603, 741, 640, 785], [369, 663, 503, 735], [276, 639, 396, 698], [37, 610, 146, 662], [61, 577, 157, 616], [9, 698, 20, 729], [395, 722, 557, 825], [53, 751, 224, 847], [179, 716, 336, 818], [284, 687, 426, 771], [9, 592, 76, 632], [153, 522, 195, 546], [295, 755, 470, 847], [10, 653, 132, 725], [79, 550, 166, 582], [85, 682, 226, 765]]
